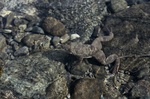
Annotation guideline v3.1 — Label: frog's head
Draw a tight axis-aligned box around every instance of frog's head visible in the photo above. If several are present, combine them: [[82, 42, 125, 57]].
[[62, 42, 78, 53]]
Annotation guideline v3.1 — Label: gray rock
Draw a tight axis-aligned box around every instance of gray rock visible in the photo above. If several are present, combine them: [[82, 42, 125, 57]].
[[22, 34, 51, 51], [0, 34, 6, 52], [5, 12, 15, 28], [52, 36, 60, 47], [14, 46, 29, 56], [14, 33, 25, 42], [110, 0, 128, 13], [13, 18, 28, 26], [0, 52, 67, 97]]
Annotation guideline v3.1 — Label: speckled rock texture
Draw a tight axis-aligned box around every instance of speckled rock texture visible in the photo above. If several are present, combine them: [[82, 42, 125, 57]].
[[42, 16, 67, 36], [0, 52, 67, 97], [35, 0, 107, 42]]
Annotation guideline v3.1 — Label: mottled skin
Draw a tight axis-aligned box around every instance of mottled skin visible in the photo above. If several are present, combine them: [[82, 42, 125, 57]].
[[64, 29, 120, 73]]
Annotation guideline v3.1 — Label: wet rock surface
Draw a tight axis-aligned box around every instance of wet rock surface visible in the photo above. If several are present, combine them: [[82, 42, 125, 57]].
[[0, 0, 149, 99]]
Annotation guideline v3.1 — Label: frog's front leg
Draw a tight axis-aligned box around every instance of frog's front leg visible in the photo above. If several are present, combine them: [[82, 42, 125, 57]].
[[93, 50, 120, 74], [91, 30, 114, 50]]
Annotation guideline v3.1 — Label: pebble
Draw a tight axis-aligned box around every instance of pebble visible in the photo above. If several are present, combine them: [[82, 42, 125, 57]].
[[3, 29, 12, 34], [60, 34, 70, 43], [14, 46, 29, 56], [42, 16, 67, 37], [110, 0, 128, 13], [70, 33, 80, 40], [52, 36, 60, 47]]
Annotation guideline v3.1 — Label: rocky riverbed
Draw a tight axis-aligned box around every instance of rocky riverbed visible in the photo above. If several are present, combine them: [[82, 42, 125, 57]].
[[0, 0, 150, 99]]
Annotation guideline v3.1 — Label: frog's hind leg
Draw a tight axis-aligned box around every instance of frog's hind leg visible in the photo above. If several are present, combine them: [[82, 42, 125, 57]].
[[93, 50, 120, 74]]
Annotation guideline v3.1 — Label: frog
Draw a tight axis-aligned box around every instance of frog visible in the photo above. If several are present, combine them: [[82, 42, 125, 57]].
[[63, 28, 120, 74]]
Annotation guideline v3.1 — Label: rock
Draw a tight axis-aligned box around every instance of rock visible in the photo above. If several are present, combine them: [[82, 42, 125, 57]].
[[18, 24, 27, 33], [70, 34, 80, 40], [0, 34, 6, 52], [0, 2, 4, 10], [26, 26, 45, 34], [0, 16, 4, 28], [16, 5, 37, 16], [0, 9, 12, 17], [46, 76, 68, 99], [13, 18, 28, 26], [14, 46, 29, 56], [130, 79, 150, 98], [3, 29, 12, 33], [5, 12, 15, 28], [14, 33, 25, 42], [0, 52, 67, 97], [52, 36, 60, 47], [68, 61, 93, 76], [22, 34, 51, 51], [60, 34, 70, 43], [102, 3, 150, 71], [42, 16, 67, 37], [72, 78, 102, 99], [110, 0, 128, 13], [126, 0, 150, 6]]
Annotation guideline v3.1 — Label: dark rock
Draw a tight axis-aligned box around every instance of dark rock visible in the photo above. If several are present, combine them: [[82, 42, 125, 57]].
[[46, 76, 68, 99], [14, 46, 29, 56], [0, 52, 67, 97], [0, 16, 4, 28], [126, 0, 150, 6], [68, 61, 93, 76], [71, 78, 102, 99], [42, 16, 67, 37], [13, 18, 28, 26], [26, 26, 45, 34]]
